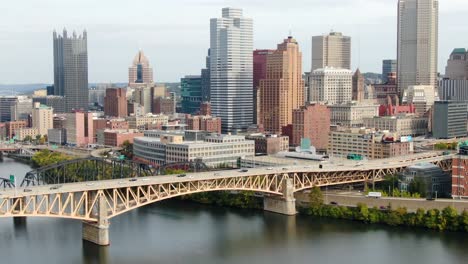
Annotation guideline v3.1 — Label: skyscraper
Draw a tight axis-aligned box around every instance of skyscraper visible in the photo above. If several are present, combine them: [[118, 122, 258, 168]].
[[253, 49, 274, 124], [53, 29, 89, 112], [129, 50, 154, 87], [210, 7, 253, 133], [181, 75, 202, 114], [258, 36, 304, 134], [382, 59, 397, 83], [104, 88, 128, 118], [311, 31, 351, 71], [397, 0, 439, 98], [445, 48, 468, 80], [309, 67, 353, 104], [201, 49, 211, 102]]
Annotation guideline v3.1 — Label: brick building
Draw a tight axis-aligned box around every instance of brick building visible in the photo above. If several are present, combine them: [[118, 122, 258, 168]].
[[186, 115, 221, 134], [291, 103, 330, 150], [245, 134, 289, 155], [103, 130, 143, 147]]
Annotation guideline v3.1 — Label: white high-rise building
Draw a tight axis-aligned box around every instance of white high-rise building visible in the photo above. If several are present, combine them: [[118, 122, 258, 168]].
[[397, 0, 439, 98], [311, 31, 351, 72], [309, 67, 353, 105], [210, 7, 253, 133], [402, 85, 438, 115]]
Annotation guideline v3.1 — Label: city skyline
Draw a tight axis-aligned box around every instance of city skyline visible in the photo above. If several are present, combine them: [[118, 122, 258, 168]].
[[1, 0, 467, 84]]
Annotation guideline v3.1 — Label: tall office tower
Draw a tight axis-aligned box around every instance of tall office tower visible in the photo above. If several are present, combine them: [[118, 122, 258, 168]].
[[253, 49, 274, 124], [104, 88, 128, 118], [201, 49, 211, 102], [309, 67, 353, 104], [382, 59, 397, 83], [0, 96, 19, 122], [210, 7, 253, 133], [258, 36, 304, 134], [397, 0, 439, 98], [32, 102, 53, 136], [133, 86, 152, 114], [181, 75, 202, 114], [445, 48, 468, 80], [11, 96, 33, 121], [352, 69, 365, 102], [128, 50, 154, 88], [53, 29, 89, 112], [311, 31, 351, 71]]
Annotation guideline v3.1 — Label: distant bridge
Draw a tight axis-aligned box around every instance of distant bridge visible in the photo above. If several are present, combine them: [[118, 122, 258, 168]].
[[0, 152, 454, 246]]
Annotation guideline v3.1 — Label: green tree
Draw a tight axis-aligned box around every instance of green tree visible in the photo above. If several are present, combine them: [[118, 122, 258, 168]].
[[308, 187, 324, 209], [355, 203, 369, 222], [23, 135, 33, 142], [442, 206, 459, 231], [424, 209, 439, 229], [461, 210, 468, 232], [121, 140, 133, 159], [409, 177, 427, 197]]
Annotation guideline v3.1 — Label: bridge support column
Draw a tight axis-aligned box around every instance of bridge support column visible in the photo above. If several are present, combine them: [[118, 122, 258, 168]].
[[264, 178, 297, 215], [82, 193, 110, 246]]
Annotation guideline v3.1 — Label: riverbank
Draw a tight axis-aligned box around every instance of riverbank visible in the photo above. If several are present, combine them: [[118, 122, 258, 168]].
[[184, 190, 468, 232]]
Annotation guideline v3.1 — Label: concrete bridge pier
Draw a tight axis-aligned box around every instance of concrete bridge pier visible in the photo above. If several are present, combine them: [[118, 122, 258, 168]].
[[264, 178, 297, 215], [82, 194, 110, 246]]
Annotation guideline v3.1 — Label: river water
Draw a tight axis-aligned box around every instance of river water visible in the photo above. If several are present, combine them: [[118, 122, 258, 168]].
[[0, 157, 467, 264]]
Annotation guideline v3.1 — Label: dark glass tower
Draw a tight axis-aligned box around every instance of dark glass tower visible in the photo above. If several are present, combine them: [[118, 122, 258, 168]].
[[53, 29, 89, 112]]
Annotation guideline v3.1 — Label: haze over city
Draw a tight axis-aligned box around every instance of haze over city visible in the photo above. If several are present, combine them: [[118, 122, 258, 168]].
[[1, 0, 468, 84]]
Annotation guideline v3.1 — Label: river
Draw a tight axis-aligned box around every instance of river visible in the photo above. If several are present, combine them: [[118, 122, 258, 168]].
[[0, 157, 467, 264]]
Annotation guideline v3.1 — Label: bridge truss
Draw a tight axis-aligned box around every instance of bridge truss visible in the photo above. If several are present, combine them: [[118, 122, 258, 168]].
[[0, 156, 453, 221]]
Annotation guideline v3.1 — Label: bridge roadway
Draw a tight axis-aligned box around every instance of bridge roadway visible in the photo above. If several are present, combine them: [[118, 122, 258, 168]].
[[0, 151, 453, 246]]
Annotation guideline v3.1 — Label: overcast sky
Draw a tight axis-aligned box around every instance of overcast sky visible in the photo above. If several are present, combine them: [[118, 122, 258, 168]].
[[1, 0, 467, 84]]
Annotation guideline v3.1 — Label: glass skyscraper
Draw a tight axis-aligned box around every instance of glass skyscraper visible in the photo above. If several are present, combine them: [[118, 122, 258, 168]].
[[210, 8, 253, 133], [53, 29, 89, 112]]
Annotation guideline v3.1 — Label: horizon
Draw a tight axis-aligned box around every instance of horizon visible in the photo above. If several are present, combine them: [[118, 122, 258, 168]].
[[2, 0, 467, 84]]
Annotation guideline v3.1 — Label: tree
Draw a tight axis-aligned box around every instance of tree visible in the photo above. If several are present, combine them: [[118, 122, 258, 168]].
[[442, 206, 459, 231], [308, 187, 324, 209], [23, 135, 33, 142], [120, 140, 133, 159], [461, 210, 468, 232], [409, 177, 427, 197]]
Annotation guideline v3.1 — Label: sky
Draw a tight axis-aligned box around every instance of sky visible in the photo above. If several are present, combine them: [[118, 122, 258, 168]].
[[1, 0, 467, 84]]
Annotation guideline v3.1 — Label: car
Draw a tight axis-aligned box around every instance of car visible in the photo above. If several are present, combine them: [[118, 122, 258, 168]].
[[304, 166, 311, 169], [330, 201, 338, 205], [266, 167, 273, 170], [86, 183, 95, 186], [129, 178, 138, 182], [118, 181, 125, 184], [379, 205, 388, 210], [214, 173, 220, 176], [239, 169, 248, 172], [426, 197, 435, 201], [49, 185, 62, 190], [189, 176, 194, 179], [177, 174, 186, 177], [23, 189, 32, 192], [282, 168, 288, 171], [141, 178, 150, 181]]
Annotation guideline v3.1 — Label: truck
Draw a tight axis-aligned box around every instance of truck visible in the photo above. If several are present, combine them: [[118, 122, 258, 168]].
[[366, 192, 382, 198]]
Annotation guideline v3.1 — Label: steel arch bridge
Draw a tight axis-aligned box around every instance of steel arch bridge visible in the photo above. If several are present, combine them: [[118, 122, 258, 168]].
[[0, 154, 453, 221], [14, 157, 210, 187]]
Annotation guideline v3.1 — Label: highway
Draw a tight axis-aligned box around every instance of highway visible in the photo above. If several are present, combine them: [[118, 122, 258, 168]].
[[0, 151, 452, 199]]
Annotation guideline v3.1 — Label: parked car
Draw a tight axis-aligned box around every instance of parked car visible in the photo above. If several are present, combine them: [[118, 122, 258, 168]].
[[177, 174, 186, 177], [330, 201, 338, 205], [129, 178, 138, 182]]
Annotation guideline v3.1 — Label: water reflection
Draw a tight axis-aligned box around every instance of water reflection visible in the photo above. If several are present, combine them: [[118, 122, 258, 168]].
[[1, 158, 468, 264]]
